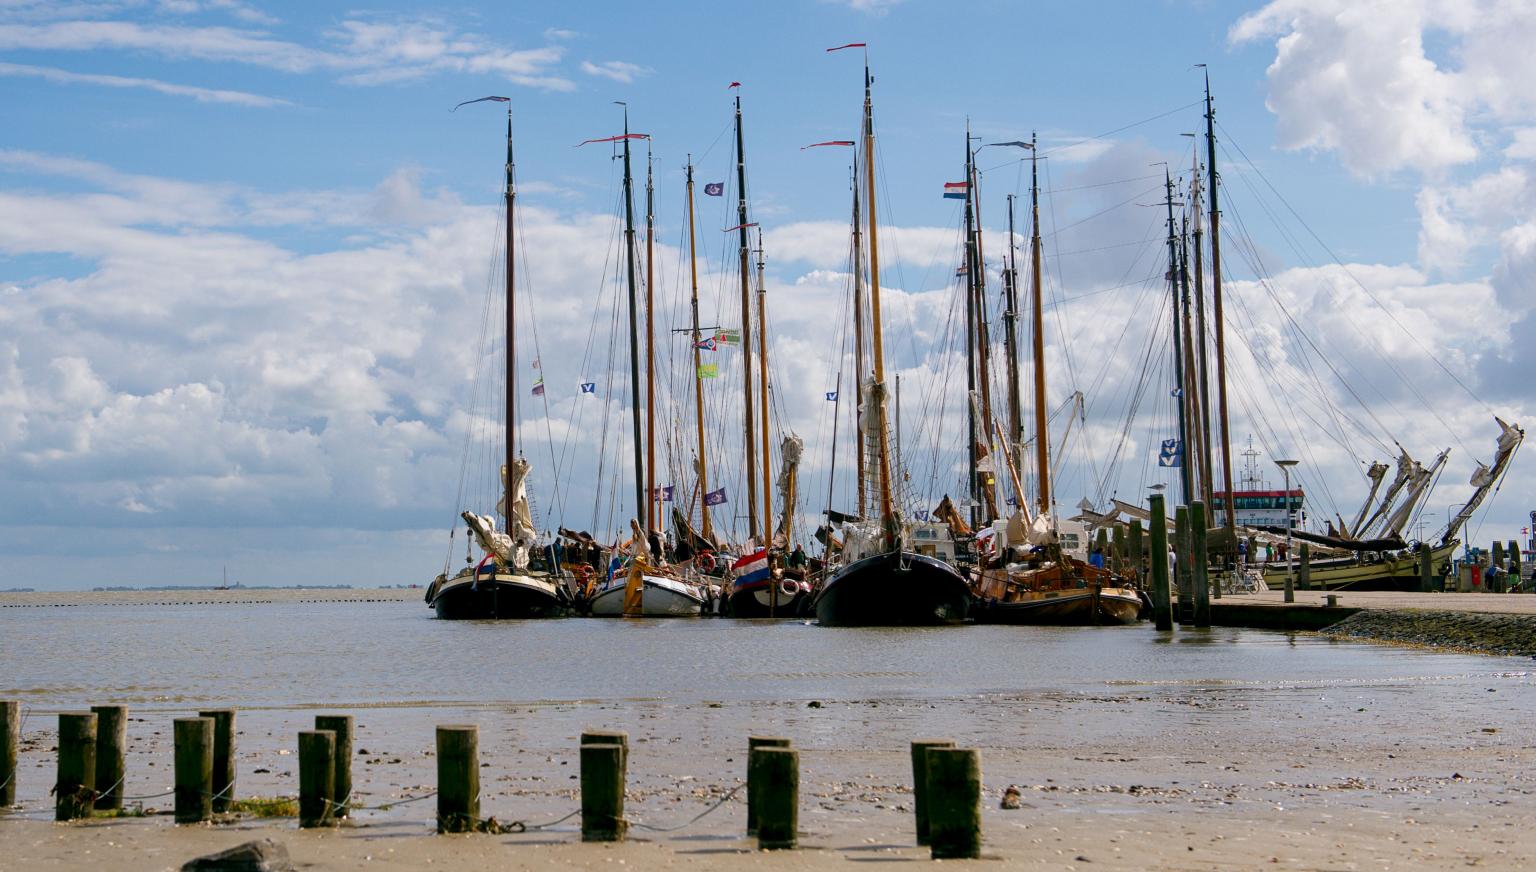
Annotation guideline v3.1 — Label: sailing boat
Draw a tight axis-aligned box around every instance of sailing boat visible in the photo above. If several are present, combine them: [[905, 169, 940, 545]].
[[812, 47, 971, 627], [426, 96, 570, 620], [582, 110, 709, 617], [968, 134, 1142, 625]]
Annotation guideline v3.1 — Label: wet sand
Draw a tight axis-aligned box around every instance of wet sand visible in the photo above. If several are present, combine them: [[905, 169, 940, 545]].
[[4, 682, 1533, 870]]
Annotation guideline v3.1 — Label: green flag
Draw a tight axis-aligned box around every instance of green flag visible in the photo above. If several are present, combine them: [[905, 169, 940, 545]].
[[714, 329, 741, 346], [698, 363, 719, 379]]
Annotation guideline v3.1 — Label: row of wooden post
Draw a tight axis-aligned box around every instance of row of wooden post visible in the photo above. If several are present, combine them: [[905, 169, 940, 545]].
[[0, 703, 353, 828], [2, 705, 982, 857]]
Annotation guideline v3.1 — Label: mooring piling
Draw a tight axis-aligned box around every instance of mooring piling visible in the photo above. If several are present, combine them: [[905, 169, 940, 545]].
[[298, 729, 337, 828], [910, 738, 956, 845], [750, 746, 799, 850], [580, 740, 627, 842], [1420, 543, 1435, 592], [746, 735, 791, 836], [435, 724, 479, 834], [1129, 519, 1145, 582], [315, 715, 354, 818], [925, 747, 981, 859], [1148, 496, 1172, 630], [90, 704, 126, 811], [173, 716, 212, 824], [56, 712, 97, 821], [1190, 501, 1211, 628], [1173, 504, 1192, 624], [1299, 543, 1312, 593], [1, 700, 18, 808]]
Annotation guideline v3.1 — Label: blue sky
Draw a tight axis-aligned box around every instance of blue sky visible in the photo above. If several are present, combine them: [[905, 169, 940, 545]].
[[3, 0, 1533, 588]]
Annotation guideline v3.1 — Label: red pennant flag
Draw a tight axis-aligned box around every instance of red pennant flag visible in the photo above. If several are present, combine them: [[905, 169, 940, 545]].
[[826, 43, 867, 52], [728, 81, 741, 89], [801, 140, 855, 149], [576, 133, 650, 147]]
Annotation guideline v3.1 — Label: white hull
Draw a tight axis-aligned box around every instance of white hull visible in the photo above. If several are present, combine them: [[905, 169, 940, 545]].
[[588, 574, 706, 617]]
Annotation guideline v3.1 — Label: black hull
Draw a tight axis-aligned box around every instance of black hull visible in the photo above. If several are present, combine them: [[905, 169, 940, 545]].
[[814, 551, 970, 627], [430, 578, 568, 620], [727, 587, 810, 618]]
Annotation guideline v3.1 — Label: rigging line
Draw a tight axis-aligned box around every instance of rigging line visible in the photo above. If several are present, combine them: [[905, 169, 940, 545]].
[[1216, 118, 1494, 418], [1042, 158, 1098, 497], [1046, 237, 1162, 259], [1033, 100, 1207, 162], [513, 181, 565, 528], [1219, 206, 1392, 464], [1220, 147, 1472, 459], [1040, 184, 1165, 241]]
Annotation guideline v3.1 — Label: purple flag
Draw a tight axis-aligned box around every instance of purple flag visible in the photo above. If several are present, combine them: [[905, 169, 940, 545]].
[[704, 182, 724, 196], [703, 487, 728, 507]]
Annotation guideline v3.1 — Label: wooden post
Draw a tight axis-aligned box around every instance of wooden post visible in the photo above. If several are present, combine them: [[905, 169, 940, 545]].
[[1491, 541, 1506, 592], [746, 735, 791, 835], [751, 746, 799, 850], [56, 712, 97, 821], [1111, 525, 1127, 574], [580, 729, 629, 769], [580, 742, 626, 842], [1189, 502, 1210, 627], [1420, 543, 1434, 593], [435, 725, 479, 834], [1148, 496, 1172, 630], [197, 709, 235, 812], [910, 738, 955, 845], [315, 715, 354, 818], [1326, 594, 1338, 608], [173, 716, 212, 824], [90, 705, 126, 811], [1508, 541, 1521, 589], [1129, 519, 1144, 583], [298, 729, 337, 828], [1298, 543, 1312, 594], [925, 747, 981, 860], [1, 700, 18, 808], [1173, 505, 1191, 623]]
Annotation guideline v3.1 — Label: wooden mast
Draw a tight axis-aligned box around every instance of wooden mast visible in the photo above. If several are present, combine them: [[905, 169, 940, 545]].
[[685, 160, 714, 542], [644, 144, 657, 533], [1002, 193, 1024, 508], [1190, 157, 1215, 509], [503, 101, 517, 533], [755, 228, 773, 546], [1164, 169, 1193, 505], [1178, 213, 1202, 500], [733, 94, 760, 540], [1028, 133, 1050, 515], [1204, 68, 1237, 538], [861, 56, 897, 545], [962, 129, 980, 529], [619, 108, 647, 528], [851, 165, 868, 516], [969, 141, 998, 522]]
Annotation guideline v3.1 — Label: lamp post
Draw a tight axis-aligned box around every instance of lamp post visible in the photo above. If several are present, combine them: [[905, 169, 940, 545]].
[[1275, 459, 1299, 602]]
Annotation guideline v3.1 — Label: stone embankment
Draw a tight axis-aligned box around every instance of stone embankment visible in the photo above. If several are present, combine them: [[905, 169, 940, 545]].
[[1319, 608, 1536, 657]]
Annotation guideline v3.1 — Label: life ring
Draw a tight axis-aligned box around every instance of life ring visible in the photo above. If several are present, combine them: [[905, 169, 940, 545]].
[[697, 550, 718, 573], [780, 579, 800, 599]]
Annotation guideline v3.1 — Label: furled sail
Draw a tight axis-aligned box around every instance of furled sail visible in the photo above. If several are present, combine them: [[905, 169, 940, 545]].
[[464, 459, 536, 571], [774, 434, 804, 546]]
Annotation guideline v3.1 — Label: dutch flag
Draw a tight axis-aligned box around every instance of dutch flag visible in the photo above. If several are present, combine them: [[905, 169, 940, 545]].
[[943, 181, 968, 200], [731, 549, 771, 590]]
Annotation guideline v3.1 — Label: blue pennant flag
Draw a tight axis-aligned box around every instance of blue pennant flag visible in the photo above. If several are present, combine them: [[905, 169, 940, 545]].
[[580, 382, 596, 394], [914, 509, 931, 521], [825, 390, 838, 401], [1158, 438, 1183, 467], [1170, 387, 1183, 398]]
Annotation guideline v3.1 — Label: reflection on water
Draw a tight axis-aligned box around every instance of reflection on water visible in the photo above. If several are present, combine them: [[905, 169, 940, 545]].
[[2, 598, 1527, 711]]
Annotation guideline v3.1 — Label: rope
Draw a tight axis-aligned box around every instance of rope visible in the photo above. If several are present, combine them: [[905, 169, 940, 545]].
[[629, 783, 744, 833], [501, 807, 580, 833]]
